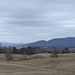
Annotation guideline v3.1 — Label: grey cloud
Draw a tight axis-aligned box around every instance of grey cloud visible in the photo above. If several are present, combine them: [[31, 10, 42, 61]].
[[0, 0, 75, 43]]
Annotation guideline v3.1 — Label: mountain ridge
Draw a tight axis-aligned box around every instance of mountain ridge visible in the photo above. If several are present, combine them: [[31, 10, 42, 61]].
[[1, 37, 75, 48], [22, 37, 75, 48]]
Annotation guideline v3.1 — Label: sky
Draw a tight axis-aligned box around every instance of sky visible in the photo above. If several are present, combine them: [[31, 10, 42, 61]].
[[0, 0, 75, 43]]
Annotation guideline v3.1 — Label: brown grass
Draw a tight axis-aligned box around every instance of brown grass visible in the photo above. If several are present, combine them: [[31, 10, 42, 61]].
[[0, 53, 75, 75]]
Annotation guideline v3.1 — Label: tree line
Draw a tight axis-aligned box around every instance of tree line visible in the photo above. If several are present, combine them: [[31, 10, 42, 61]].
[[0, 46, 75, 61]]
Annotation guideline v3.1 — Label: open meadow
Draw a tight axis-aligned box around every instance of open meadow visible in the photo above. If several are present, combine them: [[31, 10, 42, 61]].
[[0, 53, 75, 75]]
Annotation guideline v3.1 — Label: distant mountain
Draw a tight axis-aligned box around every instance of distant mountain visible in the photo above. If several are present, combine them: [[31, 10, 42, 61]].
[[22, 37, 75, 48], [1, 37, 75, 48], [23, 40, 47, 47], [1, 42, 24, 47], [47, 37, 75, 48]]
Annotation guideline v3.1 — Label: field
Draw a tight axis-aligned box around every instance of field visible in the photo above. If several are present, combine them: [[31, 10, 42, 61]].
[[0, 53, 75, 75]]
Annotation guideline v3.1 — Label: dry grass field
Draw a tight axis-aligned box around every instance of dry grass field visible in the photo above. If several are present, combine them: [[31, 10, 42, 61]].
[[0, 53, 75, 75]]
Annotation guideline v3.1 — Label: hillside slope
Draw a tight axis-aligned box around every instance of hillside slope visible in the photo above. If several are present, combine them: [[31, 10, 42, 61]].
[[23, 37, 75, 48]]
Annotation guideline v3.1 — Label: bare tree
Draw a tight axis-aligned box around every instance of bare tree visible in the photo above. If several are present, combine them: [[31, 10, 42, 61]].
[[20, 47, 27, 60], [5, 47, 13, 61], [24, 48, 27, 60], [51, 48, 59, 58], [13, 47, 16, 54], [26, 46, 32, 59]]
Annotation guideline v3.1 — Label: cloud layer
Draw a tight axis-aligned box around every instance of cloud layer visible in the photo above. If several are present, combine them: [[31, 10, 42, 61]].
[[0, 0, 75, 43]]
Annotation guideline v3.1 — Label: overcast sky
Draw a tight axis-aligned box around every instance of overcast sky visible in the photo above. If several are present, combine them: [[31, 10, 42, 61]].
[[0, 0, 75, 43]]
